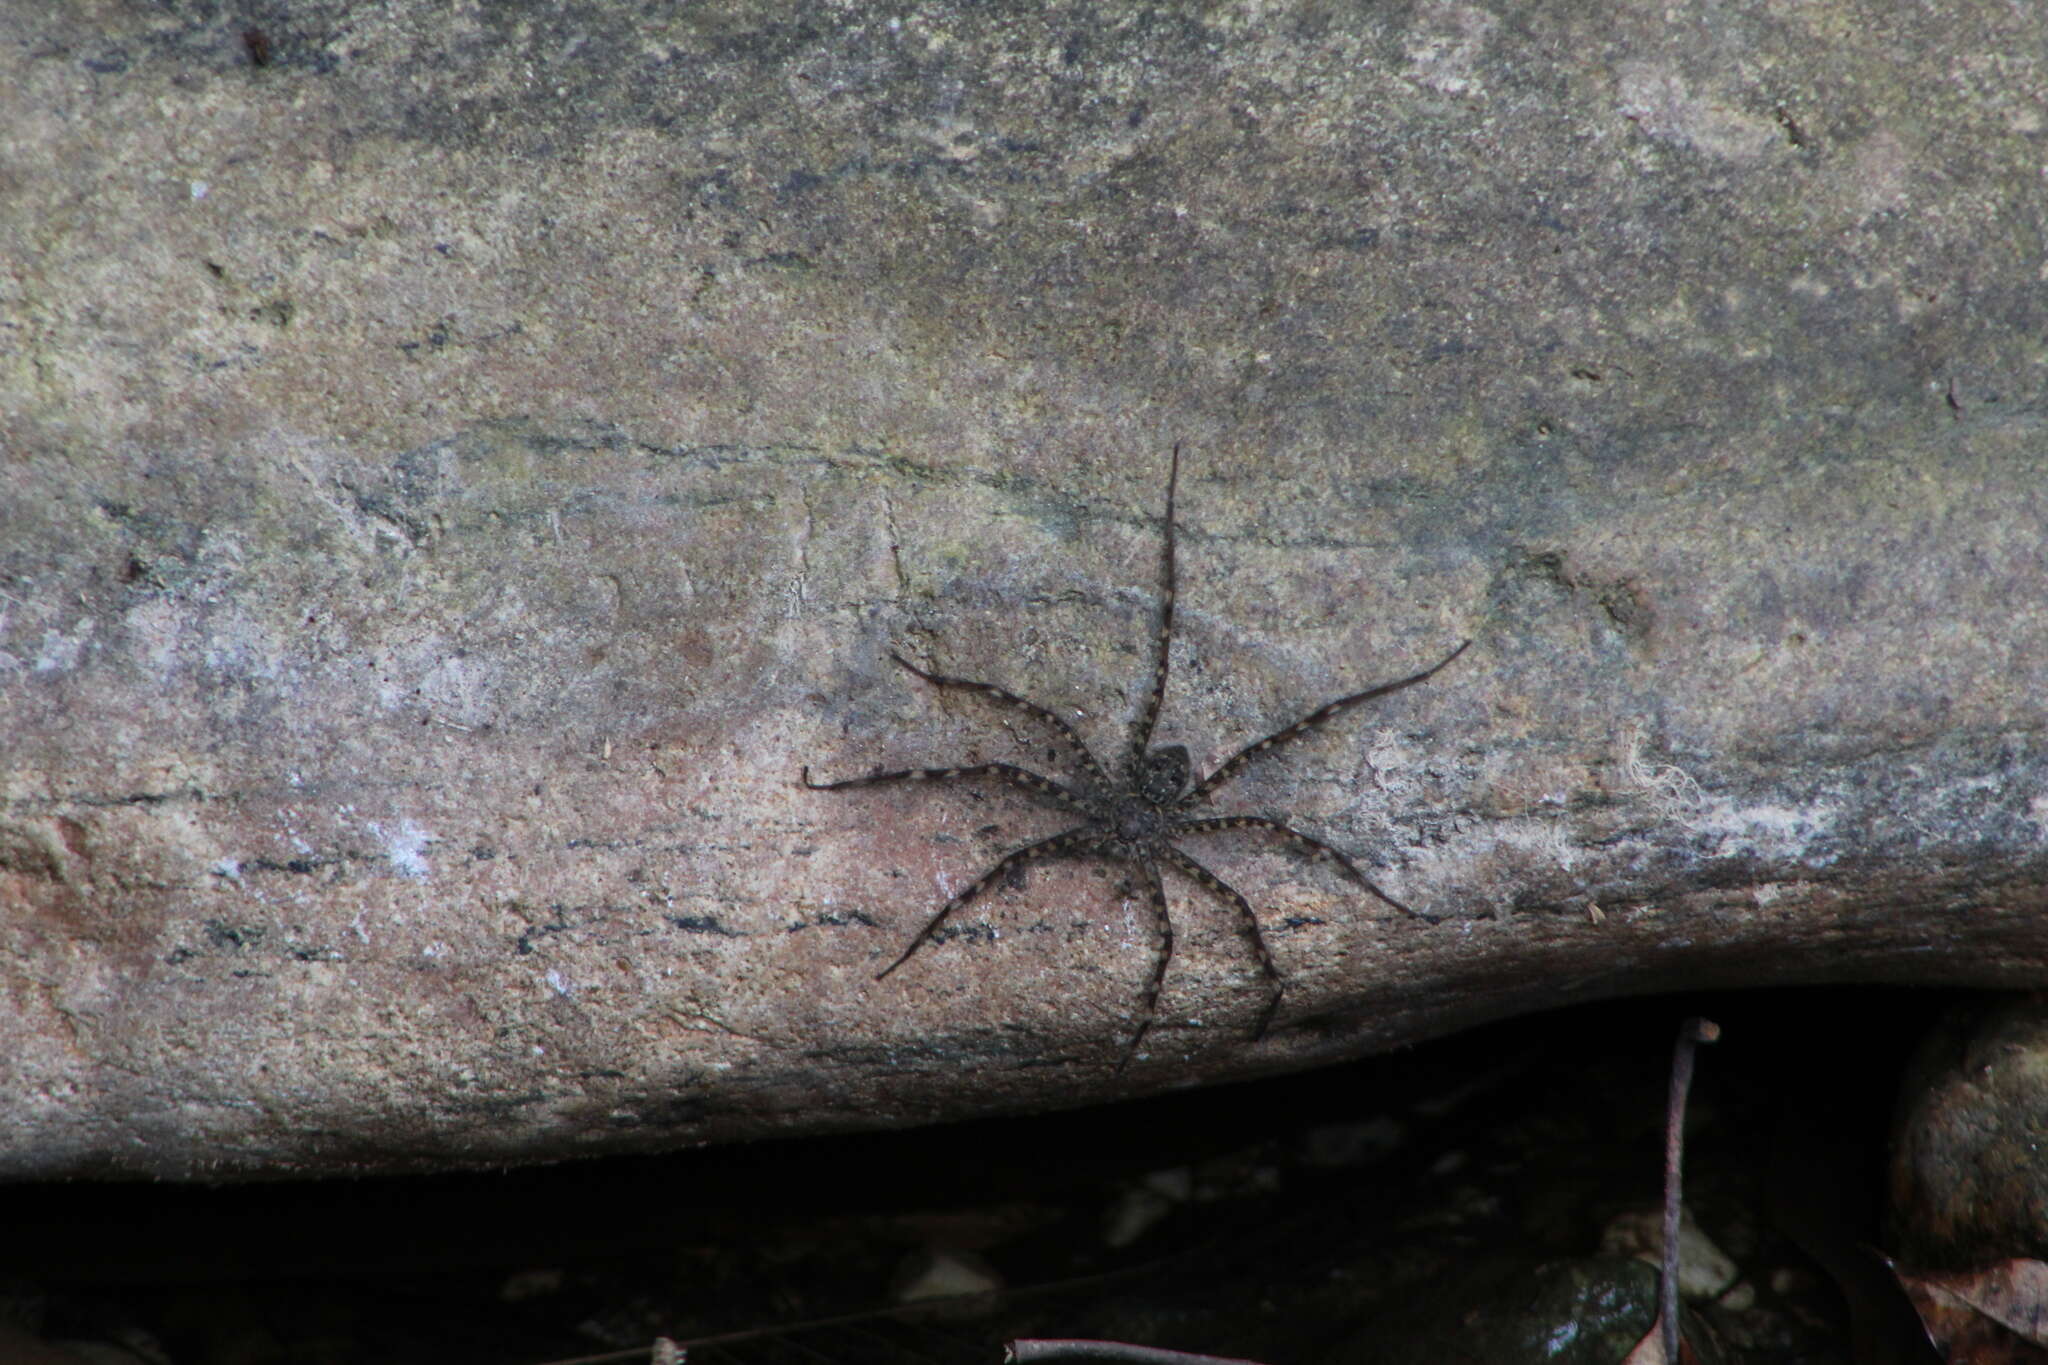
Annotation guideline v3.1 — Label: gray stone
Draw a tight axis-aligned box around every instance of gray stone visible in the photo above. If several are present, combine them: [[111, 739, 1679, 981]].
[[2, 0, 2044, 1178], [1890, 995, 2048, 1268]]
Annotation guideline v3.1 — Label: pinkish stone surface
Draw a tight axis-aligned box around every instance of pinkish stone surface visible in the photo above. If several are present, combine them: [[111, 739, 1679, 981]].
[[2, 0, 2044, 1178]]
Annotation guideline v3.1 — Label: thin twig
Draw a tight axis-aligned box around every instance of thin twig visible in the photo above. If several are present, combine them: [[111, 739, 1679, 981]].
[[1007, 1341, 1271, 1365], [1660, 1016, 1720, 1365]]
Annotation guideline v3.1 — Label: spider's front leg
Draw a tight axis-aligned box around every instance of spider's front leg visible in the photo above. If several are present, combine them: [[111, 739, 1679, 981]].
[[885, 651, 1113, 789], [800, 761, 1084, 811], [1185, 639, 1471, 802]]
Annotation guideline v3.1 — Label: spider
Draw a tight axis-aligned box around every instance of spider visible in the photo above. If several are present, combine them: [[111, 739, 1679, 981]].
[[802, 445, 1468, 1067]]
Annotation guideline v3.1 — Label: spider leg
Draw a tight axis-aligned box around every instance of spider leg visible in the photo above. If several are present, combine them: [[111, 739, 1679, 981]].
[[1185, 639, 1470, 802], [801, 761, 1086, 812], [1129, 443, 1180, 760], [875, 826, 1104, 981], [1116, 856, 1175, 1074], [887, 652, 1113, 791], [1158, 844, 1284, 1042], [1171, 815, 1434, 922]]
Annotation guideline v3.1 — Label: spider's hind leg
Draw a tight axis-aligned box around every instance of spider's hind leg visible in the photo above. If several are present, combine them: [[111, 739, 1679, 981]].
[[1116, 858, 1176, 1074], [876, 826, 1101, 981], [1172, 814, 1435, 922], [1159, 845, 1285, 1042]]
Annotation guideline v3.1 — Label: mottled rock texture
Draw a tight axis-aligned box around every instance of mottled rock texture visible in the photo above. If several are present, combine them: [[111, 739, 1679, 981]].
[[2, 0, 2045, 1178], [1890, 996, 2048, 1269]]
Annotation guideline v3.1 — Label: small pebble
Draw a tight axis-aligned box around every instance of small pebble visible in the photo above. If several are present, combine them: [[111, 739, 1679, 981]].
[[1599, 1207, 1740, 1299]]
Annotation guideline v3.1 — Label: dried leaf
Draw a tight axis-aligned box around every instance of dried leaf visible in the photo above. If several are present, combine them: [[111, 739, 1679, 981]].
[[1895, 1258, 2048, 1361], [1621, 1315, 1701, 1365]]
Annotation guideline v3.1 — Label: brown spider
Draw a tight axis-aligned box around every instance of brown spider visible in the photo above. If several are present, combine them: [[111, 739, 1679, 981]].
[[803, 446, 1467, 1067]]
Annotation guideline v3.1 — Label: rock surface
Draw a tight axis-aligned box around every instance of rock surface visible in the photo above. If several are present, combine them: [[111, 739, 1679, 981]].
[[1890, 995, 2048, 1269], [2, 0, 2045, 1179]]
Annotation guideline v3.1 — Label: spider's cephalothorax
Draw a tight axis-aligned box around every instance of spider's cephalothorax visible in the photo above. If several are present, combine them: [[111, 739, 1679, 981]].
[[802, 445, 1468, 1069]]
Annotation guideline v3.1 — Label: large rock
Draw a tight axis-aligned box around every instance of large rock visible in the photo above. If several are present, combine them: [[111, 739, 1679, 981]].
[[2, 0, 2044, 1179], [1890, 996, 2048, 1268]]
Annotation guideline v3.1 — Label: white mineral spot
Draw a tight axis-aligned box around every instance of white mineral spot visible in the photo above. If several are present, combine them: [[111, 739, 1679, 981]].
[[371, 819, 437, 878]]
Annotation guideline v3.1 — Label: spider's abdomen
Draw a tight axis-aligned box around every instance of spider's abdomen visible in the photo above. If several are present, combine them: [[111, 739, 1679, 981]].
[[1137, 744, 1191, 805]]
